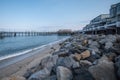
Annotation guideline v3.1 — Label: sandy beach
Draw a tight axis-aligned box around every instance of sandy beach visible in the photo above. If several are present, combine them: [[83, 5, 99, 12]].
[[0, 38, 67, 79]]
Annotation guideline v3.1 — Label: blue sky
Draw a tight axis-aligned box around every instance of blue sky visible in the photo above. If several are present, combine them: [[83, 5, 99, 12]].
[[0, 0, 119, 31]]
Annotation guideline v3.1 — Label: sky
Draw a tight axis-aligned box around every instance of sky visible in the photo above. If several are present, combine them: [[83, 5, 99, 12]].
[[0, 0, 119, 32]]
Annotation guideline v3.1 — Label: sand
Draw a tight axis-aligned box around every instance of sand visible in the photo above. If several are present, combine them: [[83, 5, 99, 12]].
[[0, 38, 66, 79]]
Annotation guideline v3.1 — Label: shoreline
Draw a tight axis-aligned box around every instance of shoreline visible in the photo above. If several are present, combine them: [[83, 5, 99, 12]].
[[0, 37, 69, 79], [0, 37, 69, 61]]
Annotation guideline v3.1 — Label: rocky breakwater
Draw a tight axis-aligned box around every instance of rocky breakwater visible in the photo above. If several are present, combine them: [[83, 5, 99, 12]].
[[12, 34, 120, 80]]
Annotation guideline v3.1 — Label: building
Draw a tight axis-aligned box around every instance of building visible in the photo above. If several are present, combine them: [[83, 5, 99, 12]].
[[82, 2, 120, 34], [57, 29, 72, 35]]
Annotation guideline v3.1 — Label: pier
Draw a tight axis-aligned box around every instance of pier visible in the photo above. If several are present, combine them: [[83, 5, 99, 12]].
[[0, 30, 73, 38], [0, 31, 57, 37]]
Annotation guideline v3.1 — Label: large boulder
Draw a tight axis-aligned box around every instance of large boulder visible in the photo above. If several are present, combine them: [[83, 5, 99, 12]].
[[72, 67, 95, 80], [28, 68, 50, 80], [80, 60, 92, 68], [80, 50, 91, 59], [24, 64, 43, 79], [74, 50, 91, 61], [57, 66, 73, 80], [88, 56, 117, 80], [56, 56, 77, 69], [40, 55, 58, 71]]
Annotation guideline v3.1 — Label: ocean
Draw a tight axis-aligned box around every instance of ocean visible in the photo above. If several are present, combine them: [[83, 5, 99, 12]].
[[0, 35, 67, 60]]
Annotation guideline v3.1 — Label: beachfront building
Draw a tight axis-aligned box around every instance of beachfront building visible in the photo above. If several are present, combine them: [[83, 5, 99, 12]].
[[83, 14, 110, 34], [83, 2, 120, 34]]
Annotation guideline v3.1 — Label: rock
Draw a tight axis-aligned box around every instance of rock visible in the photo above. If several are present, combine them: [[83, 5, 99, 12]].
[[3, 76, 26, 80], [69, 54, 75, 58], [89, 47, 100, 55], [92, 35, 99, 41], [86, 53, 100, 63], [88, 41, 101, 55], [57, 66, 72, 80], [111, 41, 120, 55], [106, 53, 117, 61], [99, 38, 106, 45], [117, 69, 120, 80], [74, 53, 81, 61], [72, 67, 95, 80], [24, 69, 33, 79], [88, 40, 93, 45], [88, 56, 117, 80], [81, 50, 91, 59], [56, 56, 77, 68], [100, 35, 106, 39], [89, 41, 100, 48], [74, 50, 91, 61], [28, 68, 50, 80], [68, 48, 81, 54], [107, 35, 116, 43], [45, 75, 57, 80], [41, 55, 58, 71], [82, 40, 88, 46], [116, 36, 120, 43], [24, 64, 44, 79], [105, 41, 113, 50], [90, 49, 98, 55], [80, 60, 92, 66], [72, 62, 80, 68], [58, 53, 69, 57], [53, 49, 69, 55], [80, 60, 92, 69], [86, 56, 98, 63], [115, 56, 120, 61], [99, 35, 116, 45], [115, 56, 120, 79], [92, 60, 98, 65], [64, 42, 71, 48]]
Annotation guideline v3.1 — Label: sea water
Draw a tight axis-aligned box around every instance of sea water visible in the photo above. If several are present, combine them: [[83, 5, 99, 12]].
[[0, 35, 67, 59]]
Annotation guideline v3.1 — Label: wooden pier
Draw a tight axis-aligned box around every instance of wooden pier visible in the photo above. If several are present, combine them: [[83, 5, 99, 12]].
[[0, 31, 73, 38], [0, 31, 57, 37]]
